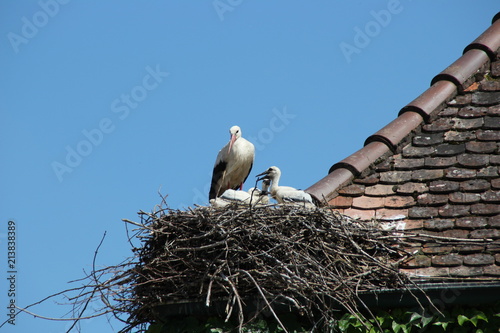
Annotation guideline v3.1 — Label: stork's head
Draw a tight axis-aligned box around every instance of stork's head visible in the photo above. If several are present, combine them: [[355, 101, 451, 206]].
[[256, 166, 281, 180], [228, 125, 241, 153]]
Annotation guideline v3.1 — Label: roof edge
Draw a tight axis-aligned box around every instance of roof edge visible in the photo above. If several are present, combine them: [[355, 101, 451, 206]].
[[463, 13, 500, 61]]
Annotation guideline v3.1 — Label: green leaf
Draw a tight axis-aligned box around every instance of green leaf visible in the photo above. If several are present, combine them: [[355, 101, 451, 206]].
[[457, 315, 470, 326], [409, 311, 422, 323], [391, 321, 402, 333]]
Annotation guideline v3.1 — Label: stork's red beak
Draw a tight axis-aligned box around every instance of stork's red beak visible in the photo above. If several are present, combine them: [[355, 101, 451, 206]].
[[228, 134, 237, 154]]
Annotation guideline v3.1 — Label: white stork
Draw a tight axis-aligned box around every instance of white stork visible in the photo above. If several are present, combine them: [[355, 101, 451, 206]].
[[210, 178, 270, 208], [256, 166, 315, 208], [209, 125, 255, 200]]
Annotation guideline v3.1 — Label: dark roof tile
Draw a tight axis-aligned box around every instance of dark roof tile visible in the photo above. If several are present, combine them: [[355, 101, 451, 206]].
[[408, 206, 439, 219], [422, 118, 455, 132], [481, 190, 500, 203], [423, 219, 454, 231], [422, 245, 454, 254], [379, 171, 412, 184], [496, 253, 500, 264], [465, 141, 498, 153], [456, 216, 488, 229], [449, 265, 483, 277], [424, 156, 457, 168], [337, 184, 365, 196], [364, 184, 397, 196], [449, 192, 481, 204], [443, 130, 476, 142], [411, 169, 445, 182], [471, 203, 500, 216], [483, 265, 500, 276], [472, 91, 500, 106], [438, 107, 459, 117], [491, 155, 500, 165], [445, 167, 477, 180], [448, 94, 472, 107], [479, 80, 500, 91], [417, 193, 449, 206], [491, 61, 500, 77], [457, 106, 489, 118], [477, 166, 499, 178], [438, 204, 470, 218], [394, 157, 425, 170], [463, 253, 495, 266], [443, 229, 470, 239], [470, 228, 500, 239], [453, 117, 484, 129], [456, 245, 486, 254], [435, 143, 466, 156], [400, 255, 432, 268], [489, 215, 500, 227], [413, 133, 444, 146], [353, 173, 380, 185], [459, 179, 490, 192], [477, 129, 500, 141], [484, 116, 500, 129], [402, 145, 435, 158], [432, 253, 463, 267], [429, 180, 460, 193], [457, 154, 489, 168], [384, 196, 415, 208], [395, 182, 428, 195]]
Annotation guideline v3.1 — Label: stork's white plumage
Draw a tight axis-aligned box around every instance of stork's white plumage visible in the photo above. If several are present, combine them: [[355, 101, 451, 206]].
[[256, 166, 315, 208], [209, 126, 255, 200], [210, 179, 270, 208]]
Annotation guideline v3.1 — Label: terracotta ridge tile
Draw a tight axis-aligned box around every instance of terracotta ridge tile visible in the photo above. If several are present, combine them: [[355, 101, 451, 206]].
[[463, 16, 500, 61]]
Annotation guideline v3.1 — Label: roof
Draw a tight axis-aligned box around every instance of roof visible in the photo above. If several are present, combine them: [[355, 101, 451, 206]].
[[306, 12, 500, 283]]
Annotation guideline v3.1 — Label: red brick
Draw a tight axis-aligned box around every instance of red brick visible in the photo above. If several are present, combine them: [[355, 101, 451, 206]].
[[472, 91, 500, 106], [395, 182, 428, 195], [460, 179, 490, 192], [449, 192, 481, 204], [471, 204, 500, 216], [394, 158, 425, 170], [342, 208, 376, 221], [424, 156, 457, 168], [411, 169, 444, 182], [353, 173, 380, 185], [435, 143, 466, 157], [445, 168, 477, 180], [483, 265, 500, 276], [449, 265, 483, 277], [402, 145, 435, 158], [423, 118, 455, 132], [481, 190, 500, 203], [458, 106, 488, 118], [329, 196, 353, 208], [444, 131, 476, 142], [409, 206, 439, 219], [429, 180, 460, 193], [375, 209, 408, 221], [338, 184, 365, 196], [470, 229, 500, 239], [384, 196, 415, 208], [413, 133, 443, 146], [352, 196, 384, 209], [439, 204, 470, 217], [454, 117, 484, 130], [465, 141, 498, 153], [400, 255, 432, 268], [424, 219, 454, 230], [432, 253, 463, 267], [379, 171, 412, 184], [488, 215, 500, 227], [402, 220, 424, 230], [477, 129, 500, 141], [463, 253, 495, 266], [456, 216, 488, 229], [457, 154, 489, 168], [417, 193, 449, 206], [364, 184, 396, 196]]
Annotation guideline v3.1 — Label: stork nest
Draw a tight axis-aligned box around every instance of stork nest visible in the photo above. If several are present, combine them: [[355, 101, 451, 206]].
[[124, 204, 414, 330]]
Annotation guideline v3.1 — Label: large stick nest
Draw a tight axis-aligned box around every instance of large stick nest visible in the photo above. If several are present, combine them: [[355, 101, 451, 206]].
[[127, 204, 411, 329]]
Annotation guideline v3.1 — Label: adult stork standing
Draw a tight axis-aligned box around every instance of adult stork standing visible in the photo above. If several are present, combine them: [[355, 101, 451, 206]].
[[256, 166, 315, 208], [209, 125, 255, 200]]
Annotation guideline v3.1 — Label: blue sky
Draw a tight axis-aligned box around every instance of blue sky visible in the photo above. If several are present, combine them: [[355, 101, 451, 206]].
[[0, 1, 498, 332]]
